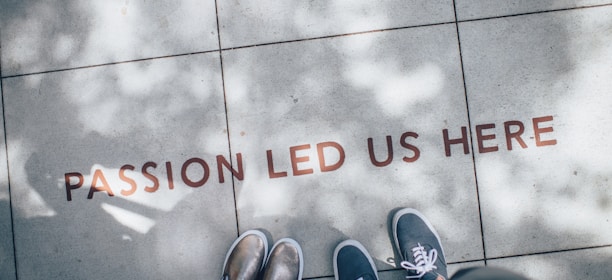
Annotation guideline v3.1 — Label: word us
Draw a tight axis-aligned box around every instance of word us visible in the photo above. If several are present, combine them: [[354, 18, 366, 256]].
[[64, 115, 556, 201]]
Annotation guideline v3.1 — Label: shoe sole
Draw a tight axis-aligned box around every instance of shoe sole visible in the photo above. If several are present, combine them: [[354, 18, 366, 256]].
[[333, 239, 379, 280], [221, 229, 269, 278], [392, 208, 445, 261], [266, 238, 304, 280]]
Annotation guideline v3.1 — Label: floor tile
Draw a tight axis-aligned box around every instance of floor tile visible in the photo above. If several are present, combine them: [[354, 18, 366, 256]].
[[459, 7, 612, 258], [3, 54, 236, 279], [455, 0, 612, 20], [0, 0, 219, 76], [217, 0, 455, 48], [0, 97, 16, 280], [223, 24, 483, 278], [488, 246, 612, 280]]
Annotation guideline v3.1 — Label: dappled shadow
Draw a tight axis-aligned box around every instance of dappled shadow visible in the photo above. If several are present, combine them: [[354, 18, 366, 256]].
[[221, 16, 481, 277], [0, 79, 17, 279], [459, 0, 612, 254], [0, 0, 611, 279], [457, 2, 612, 279], [216, 0, 456, 48], [454, 0, 612, 20], [2, 51, 239, 278], [1, 1, 238, 276], [0, 0, 219, 76]]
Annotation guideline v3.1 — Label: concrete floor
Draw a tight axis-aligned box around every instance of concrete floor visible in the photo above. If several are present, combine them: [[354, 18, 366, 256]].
[[1, 1, 611, 279]]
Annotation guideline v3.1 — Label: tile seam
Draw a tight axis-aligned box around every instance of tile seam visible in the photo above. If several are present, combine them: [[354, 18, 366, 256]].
[[455, 2, 612, 23], [3, 2, 612, 79], [214, 0, 240, 237], [1, 21, 458, 79], [216, 20, 456, 51], [452, 0, 488, 266], [486, 244, 612, 261], [0, 50, 219, 79], [0, 39, 20, 280]]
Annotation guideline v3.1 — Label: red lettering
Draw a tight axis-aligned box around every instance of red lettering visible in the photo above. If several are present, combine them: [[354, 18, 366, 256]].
[[142, 162, 159, 193], [533, 116, 557, 147], [267, 150, 288, 178], [119, 165, 137, 196], [165, 161, 174, 190], [443, 127, 470, 157], [400, 132, 420, 162], [88, 169, 114, 199], [504, 121, 527, 150], [317, 141, 345, 172], [181, 158, 209, 188], [476, 124, 498, 153], [217, 153, 244, 183], [368, 136, 393, 167], [65, 172, 83, 201], [290, 144, 314, 176]]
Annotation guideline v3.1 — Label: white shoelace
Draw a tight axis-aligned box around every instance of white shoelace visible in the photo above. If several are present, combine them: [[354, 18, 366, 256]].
[[400, 243, 438, 279]]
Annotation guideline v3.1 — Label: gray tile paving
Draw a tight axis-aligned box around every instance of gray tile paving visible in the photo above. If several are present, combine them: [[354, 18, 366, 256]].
[[489, 246, 612, 279], [459, 6, 612, 258], [0, 96, 16, 280], [223, 24, 483, 278], [3, 53, 237, 279], [217, 0, 455, 48], [0, 0, 219, 76], [0, 2, 611, 279], [455, 0, 612, 20]]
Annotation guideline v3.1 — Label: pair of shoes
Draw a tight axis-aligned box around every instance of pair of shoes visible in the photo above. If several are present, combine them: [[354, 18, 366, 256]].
[[333, 208, 447, 280], [220, 230, 304, 280]]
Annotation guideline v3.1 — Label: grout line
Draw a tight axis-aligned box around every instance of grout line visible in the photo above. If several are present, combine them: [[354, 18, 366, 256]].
[[452, 0, 488, 266], [0, 40, 20, 280], [214, 0, 240, 237], [0, 50, 219, 79], [485, 244, 612, 261], [4, 2, 611, 79], [455, 2, 612, 24], [1, 21, 457, 79], [216, 20, 456, 51]]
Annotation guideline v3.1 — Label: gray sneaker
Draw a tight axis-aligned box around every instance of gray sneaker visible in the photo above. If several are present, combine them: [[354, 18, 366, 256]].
[[221, 230, 269, 280], [392, 208, 447, 280], [262, 238, 304, 280]]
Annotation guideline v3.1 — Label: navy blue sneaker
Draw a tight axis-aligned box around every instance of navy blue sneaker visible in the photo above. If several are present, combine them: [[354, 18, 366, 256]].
[[392, 208, 447, 280], [333, 239, 379, 280]]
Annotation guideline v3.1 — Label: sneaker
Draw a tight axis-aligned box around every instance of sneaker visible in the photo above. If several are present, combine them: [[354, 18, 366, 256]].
[[392, 208, 447, 280], [262, 238, 304, 280], [221, 230, 269, 280], [333, 239, 379, 280]]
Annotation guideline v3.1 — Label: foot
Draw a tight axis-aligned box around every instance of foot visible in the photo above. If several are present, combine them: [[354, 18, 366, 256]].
[[333, 239, 379, 280], [262, 238, 304, 280], [392, 208, 447, 280], [221, 230, 268, 280]]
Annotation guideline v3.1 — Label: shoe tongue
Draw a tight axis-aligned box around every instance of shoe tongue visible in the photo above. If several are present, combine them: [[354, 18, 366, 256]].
[[409, 242, 433, 250]]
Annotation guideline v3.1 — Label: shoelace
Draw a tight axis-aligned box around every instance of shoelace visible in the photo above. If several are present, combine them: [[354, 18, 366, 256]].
[[400, 243, 438, 279]]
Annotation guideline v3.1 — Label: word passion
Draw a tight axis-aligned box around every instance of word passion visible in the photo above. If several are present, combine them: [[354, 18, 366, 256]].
[[64, 115, 556, 201]]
